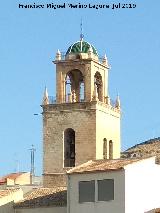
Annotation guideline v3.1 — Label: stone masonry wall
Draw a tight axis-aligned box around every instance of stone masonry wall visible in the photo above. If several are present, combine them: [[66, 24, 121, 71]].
[[42, 102, 96, 187], [42, 101, 120, 187], [43, 174, 67, 188]]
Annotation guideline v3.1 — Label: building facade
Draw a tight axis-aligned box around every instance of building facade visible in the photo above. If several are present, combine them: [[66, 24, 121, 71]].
[[67, 157, 160, 213], [0, 173, 31, 189], [42, 38, 121, 187]]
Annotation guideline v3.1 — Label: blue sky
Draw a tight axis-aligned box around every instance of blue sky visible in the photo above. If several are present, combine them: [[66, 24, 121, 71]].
[[0, 0, 160, 176]]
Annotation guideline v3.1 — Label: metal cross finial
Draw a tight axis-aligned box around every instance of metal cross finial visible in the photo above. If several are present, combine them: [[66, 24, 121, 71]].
[[80, 18, 84, 41]]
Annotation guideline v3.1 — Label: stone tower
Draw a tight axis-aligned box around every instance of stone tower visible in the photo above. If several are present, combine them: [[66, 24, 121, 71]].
[[42, 37, 121, 187]]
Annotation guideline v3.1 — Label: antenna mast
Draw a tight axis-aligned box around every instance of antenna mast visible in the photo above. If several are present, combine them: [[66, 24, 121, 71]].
[[29, 144, 36, 184]]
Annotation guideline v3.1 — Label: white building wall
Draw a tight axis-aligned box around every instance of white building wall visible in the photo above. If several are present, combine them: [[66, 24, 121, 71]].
[[68, 170, 125, 213], [15, 173, 30, 185], [0, 189, 23, 213], [125, 157, 160, 213], [14, 206, 66, 213], [0, 189, 23, 206]]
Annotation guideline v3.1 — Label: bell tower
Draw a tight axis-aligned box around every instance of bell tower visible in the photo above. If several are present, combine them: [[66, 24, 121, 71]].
[[42, 37, 121, 187]]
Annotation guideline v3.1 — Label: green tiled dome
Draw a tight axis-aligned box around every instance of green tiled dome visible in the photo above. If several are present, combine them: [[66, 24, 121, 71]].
[[66, 41, 98, 56]]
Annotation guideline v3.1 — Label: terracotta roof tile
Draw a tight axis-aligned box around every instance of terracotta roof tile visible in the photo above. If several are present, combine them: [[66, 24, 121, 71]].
[[0, 172, 27, 184], [14, 187, 67, 208], [67, 157, 154, 174]]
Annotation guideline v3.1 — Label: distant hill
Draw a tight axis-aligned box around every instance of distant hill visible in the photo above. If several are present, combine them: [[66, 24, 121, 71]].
[[121, 137, 160, 163]]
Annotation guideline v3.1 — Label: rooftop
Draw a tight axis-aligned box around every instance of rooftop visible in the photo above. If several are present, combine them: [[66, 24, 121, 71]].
[[67, 157, 155, 174], [14, 187, 67, 208], [0, 172, 28, 185]]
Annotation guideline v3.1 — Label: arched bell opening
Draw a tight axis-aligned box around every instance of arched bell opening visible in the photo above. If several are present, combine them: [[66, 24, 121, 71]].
[[65, 70, 84, 102], [65, 75, 72, 102], [94, 72, 103, 101], [64, 128, 75, 167]]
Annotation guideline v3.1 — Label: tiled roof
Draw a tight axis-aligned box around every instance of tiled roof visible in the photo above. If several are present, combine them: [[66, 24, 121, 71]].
[[14, 187, 67, 208], [0, 172, 27, 184], [67, 157, 154, 174], [0, 189, 20, 198], [0, 180, 5, 185], [121, 137, 160, 160], [126, 137, 160, 151]]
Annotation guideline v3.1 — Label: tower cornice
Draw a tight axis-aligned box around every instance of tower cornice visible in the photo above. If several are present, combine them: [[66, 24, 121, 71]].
[[53, 58, 109, 69]]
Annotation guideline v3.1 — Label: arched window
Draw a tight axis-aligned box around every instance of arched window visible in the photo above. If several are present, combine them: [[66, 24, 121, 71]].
[[103, 138, 107, 159], [94, 72, 103, 101], [64, 128, 75, 167], [65, 70, 84, 103], [109, 140, 113, 159]]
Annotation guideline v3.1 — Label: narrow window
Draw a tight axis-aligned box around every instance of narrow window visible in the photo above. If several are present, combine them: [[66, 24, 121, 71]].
[[103, 138, 107, 159], [79, 180, 95, 203], [64, 128, 75, 167], [109, 140, 113, 159], [98, 179, 114, 201]]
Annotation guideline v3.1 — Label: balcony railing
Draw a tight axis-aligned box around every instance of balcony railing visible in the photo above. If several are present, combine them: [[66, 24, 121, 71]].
[[55, 52, 107, 64], [60, 52, 66, 60], [48, 96, 56, 104], [110, 99, 116, 108], [48, 96, 85, 104], [48, 96, 116, 108]]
